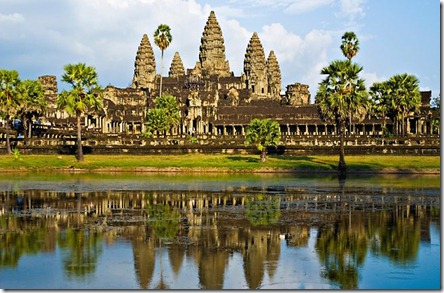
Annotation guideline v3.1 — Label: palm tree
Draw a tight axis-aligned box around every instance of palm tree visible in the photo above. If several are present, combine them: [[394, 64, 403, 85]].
[[315, 60, 369, 175], [340, 31, 360, 133], [56, 63, 103, 161], [154, 24, 172, 98], [245, 118, 281, 162], [387, 74, 421, 136], [0, 69, 21, 154], [340, 32, 359, 61], [17, 79, 47, 144]]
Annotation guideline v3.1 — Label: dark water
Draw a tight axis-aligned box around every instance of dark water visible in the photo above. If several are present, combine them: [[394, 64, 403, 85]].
[[0, 173, 440, 289]]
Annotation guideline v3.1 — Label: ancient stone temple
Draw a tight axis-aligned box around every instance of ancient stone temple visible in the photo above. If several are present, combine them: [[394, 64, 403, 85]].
[[36, 10, 438, 144]]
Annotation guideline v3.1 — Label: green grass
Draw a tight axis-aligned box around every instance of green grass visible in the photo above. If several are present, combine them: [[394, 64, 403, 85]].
[[0, 153, 439, 173]]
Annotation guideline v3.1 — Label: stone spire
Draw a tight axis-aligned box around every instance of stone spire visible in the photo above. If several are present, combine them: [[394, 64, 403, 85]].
[[198, 11, 231, 77], [169, 52, 185, 78], [132, 34, 156, 90], [244, 32, 267, 97], [266, 50, 281, 98]]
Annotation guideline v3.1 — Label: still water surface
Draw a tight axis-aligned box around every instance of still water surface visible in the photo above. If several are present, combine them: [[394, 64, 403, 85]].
[[0, 173, 440, 289]]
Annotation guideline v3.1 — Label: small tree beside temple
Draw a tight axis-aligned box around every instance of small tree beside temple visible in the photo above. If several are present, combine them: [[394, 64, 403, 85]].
[[245, 118, 281, 162]]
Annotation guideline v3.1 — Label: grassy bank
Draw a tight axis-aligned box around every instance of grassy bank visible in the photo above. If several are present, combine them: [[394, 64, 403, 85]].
[[0, 153, 440, 174]]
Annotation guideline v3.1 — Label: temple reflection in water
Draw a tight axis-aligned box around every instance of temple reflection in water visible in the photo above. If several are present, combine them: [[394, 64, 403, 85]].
[[0, 186, 440, 289]]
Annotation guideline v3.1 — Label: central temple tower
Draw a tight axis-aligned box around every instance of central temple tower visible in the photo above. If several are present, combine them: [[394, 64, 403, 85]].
[[198, 11, 231, 77]]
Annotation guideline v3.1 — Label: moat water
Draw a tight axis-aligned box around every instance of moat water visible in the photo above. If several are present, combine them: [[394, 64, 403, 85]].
[[0, 173, 440, 289]]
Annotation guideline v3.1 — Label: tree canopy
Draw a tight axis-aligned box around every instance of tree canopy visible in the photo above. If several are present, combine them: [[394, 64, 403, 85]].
[[145, 94, 180, 137], [245, 118, 281, 162], [56, 63, 103, 161]]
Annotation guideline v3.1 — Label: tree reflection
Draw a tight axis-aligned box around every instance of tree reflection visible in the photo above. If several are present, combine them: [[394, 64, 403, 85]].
[[245, 194, 281, 226], [146, 204, 181, 289], [316, 219, 367, 289], [369, 209, 421, 264], [147, 204, 180, 240], [57, 228, 102, 278], [0, 215, 54, 268]]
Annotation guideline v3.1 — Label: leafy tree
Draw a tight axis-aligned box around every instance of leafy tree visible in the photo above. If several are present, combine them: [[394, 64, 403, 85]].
[[0, 69, 21, 154], [245, 118, 281, 162], [315, 60, 369, 175], [145, 94, 180, 137], [17, 79, 47, 143], [154, 24, 172, 98], [56, 63, 103, 161], [387, 74, 421, 136], [340, 32, 360, 61], [369, 81, 392, 135]]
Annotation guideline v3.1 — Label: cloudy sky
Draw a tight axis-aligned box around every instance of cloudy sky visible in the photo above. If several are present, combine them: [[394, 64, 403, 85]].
[[0, 0, 440, 100]]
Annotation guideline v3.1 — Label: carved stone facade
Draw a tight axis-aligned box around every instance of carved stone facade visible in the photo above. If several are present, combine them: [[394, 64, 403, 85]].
[[37, 10, 438, 140], [131, 34, 156, 91], [169, 52, 185, 78], [198, 10, 231, 78]]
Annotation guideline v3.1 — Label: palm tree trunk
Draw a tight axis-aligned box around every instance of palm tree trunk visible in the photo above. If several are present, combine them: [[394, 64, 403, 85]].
[[338, 120, 347, 176], [159, 50, 164, 98], [76, 112, 83, 161], [5, 119, 12, 154], [260, 149, 267, 163], [21, 114, 28, 145]]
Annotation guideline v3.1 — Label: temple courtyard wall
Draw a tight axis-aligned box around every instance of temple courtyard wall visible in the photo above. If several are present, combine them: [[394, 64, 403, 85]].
[[1, 133, 439, 156]]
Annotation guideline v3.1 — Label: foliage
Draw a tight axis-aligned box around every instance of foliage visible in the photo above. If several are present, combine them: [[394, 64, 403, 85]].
[[245, 118, 281, 162], [17, 79, 47, 142], [340, 31, 359, 60], [315, 58, 369, 173], [12, 148, 21, 160], [145, 94, 180, 136], [0, 69, 21, 154], [154, 24, 173, 52], [370, 74, 421, 136], [56, 63, 103, 161], [154, 24, 172, 98]]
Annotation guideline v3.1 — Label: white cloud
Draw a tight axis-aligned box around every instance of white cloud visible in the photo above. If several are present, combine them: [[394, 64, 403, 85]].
[[285, 0, 335, 14], [260, 23, 334, 98], [0, 12, 24, 22], [361, 71, 386, 90], [338, 0, 366, 19]]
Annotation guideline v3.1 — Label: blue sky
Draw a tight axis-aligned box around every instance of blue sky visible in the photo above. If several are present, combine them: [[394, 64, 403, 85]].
[[0, 0, 440, 100]]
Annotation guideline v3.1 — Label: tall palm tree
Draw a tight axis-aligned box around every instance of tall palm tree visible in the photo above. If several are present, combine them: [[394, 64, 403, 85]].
[[315, 60, 369, 175], [154, 24, 172, 99], [245, 118, 281, 162], [56, 63, 103, 161], [17, 79, 47, 144], [340, 32, 360, 61], [0, 69, 21, 154], [340, 31, 360, 133], [387, 74, 421, 136]]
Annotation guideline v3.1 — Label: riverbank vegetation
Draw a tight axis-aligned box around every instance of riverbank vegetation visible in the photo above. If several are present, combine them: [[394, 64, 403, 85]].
[[0, 154, 439, 174]]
